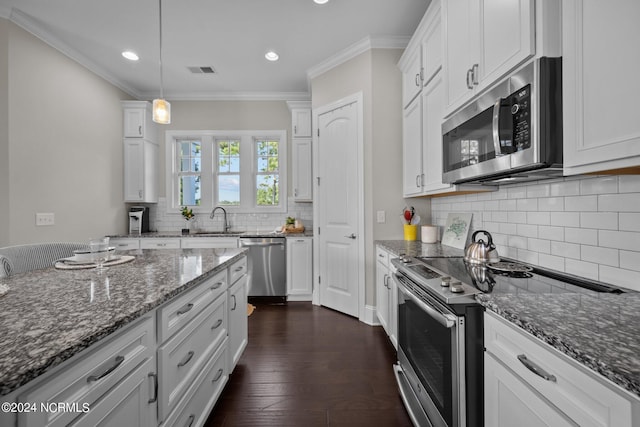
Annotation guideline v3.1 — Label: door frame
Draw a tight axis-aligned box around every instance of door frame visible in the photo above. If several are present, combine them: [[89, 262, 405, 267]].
[[312, 92, 366, 321]]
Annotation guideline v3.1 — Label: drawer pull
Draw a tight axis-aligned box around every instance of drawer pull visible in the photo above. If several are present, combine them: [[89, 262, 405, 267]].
[[148, 372, 158, 403], [178, 351, 195, 368], [211, 319, 223, 330], [184, 414, 195, 427], [231, 294, 237, 310], [211, 281, 224, 290], [517, 354, 557, 382], [212, 368, 224, 383], [234, 266, 244, 272], [87, 355, 124, 382], [176, 303, 194, 315]]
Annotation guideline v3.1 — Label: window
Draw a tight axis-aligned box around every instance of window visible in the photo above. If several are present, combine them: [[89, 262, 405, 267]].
[[177, 139, 202, 206], [166, 130, 287, 213]]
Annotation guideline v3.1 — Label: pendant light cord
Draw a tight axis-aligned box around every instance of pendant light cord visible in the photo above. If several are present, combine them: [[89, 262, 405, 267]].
[[158, 0, 164, 99]]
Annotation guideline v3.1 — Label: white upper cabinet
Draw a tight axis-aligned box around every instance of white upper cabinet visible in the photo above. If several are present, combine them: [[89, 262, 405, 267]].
[[292, 138, 313, 202], [563, 0, 640, 175], [122, 101, 159, 203], [123, 101, 157, 140], [442, 0, 535, 116], [401, 47, 423, 109], [291, 108, 312, 138]]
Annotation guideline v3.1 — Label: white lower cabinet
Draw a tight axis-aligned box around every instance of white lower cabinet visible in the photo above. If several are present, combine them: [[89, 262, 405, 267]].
[[180, 237, 238, 249], [162, 343, 228, 427], [227, 274, 248, 373], [140, 238, 181, 250], [157, 294, 227, 421], [286, 237, 313, 300], [375, 246, 397, 349], [110, 238, 140, 251], [484, 312, 636, 427], [17, 316, 156, 427]]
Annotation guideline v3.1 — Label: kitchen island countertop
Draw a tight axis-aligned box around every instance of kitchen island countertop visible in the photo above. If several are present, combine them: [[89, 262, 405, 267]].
[[376, 240, 640, 400], [0, 247, 246, 396]]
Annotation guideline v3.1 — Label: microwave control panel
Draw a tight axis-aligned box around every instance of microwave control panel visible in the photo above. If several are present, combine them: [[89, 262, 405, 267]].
[[511, 85, 531, 150]]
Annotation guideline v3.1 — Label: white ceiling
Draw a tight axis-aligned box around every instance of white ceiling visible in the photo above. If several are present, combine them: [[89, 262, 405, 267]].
[[0, 0, 430, 101]]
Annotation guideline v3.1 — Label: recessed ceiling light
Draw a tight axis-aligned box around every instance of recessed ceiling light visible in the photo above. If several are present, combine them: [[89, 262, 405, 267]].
[[314, 0, 329, 4], [122, 51, 139, 61], [265, 51, 279, 61]]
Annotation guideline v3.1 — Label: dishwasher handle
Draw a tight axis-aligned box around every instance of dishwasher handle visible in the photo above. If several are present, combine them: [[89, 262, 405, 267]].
[[240, 241, 285, 247]]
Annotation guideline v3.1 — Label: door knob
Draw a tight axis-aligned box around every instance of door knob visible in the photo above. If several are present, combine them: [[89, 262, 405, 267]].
[[344, 233, 356, 239]]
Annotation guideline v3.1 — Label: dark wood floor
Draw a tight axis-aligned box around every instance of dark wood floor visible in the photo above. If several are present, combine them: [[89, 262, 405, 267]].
[[205, 301, 413, 426]]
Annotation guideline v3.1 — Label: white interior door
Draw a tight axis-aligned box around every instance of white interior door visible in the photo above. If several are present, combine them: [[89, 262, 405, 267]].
[[315, 98, 362, 318]]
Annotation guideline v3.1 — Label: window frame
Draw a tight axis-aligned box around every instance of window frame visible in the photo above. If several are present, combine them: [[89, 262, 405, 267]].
[[165, 130, 287, 215]]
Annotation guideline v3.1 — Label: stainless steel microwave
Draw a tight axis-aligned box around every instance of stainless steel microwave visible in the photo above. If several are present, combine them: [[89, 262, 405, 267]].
[[442, 57, 563, 185]]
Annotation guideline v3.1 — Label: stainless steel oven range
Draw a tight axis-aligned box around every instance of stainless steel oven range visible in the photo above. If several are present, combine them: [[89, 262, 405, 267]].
[[392, 257, 484, 427], [391, 255, 626, 427]]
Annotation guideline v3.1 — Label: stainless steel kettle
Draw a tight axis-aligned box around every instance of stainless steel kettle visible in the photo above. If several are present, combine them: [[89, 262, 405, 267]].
[[464, 230, 500, 264]]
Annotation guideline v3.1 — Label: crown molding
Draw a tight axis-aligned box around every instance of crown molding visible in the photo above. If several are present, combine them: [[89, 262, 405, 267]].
[[139, 91, 311, 102], [9, 8, 144, 98], [307, 35, 410, 80]]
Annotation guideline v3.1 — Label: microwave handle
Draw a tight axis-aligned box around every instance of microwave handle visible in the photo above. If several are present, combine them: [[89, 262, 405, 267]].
[[492, 98, 503, 157]]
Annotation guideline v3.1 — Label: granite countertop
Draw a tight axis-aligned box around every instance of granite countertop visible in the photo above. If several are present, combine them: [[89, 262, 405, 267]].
[[0, 247, 246, 396], [376, 239, 640, 400], [110, 230, 314, 238]]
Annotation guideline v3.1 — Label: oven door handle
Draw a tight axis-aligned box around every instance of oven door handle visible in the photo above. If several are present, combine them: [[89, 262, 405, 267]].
[[395, 275, 457, 328], [492, 98, 503, 157]]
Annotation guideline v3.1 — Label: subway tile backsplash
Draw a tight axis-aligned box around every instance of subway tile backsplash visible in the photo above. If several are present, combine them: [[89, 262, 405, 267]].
[[148, 197, 313, 234], [430, 175, 640, 291]]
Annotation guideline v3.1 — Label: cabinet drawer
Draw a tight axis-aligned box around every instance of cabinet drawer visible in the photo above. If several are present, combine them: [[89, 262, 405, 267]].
[[484, 312, 633, 427], [18, 316, 155, 427], [158, 296, 227, 421], [111, 238, 140, 251], [140, 238, 180, 249], [376, 246, 389, 267], [163, 343, 228, 427], [229, 256, 247, 285], [157, 270, 227, 343], [181, 237, 238, 249]]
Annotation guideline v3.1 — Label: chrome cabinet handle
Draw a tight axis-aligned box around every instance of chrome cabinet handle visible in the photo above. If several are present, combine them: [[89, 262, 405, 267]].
[[466, 68, 473, 89], [234, 266, 244, 272], [138, 125, 142, 135], [472, 63, 479, 85], [211, 319, 223, 330], [231, 294, 237, 310], [294, 188, 298, 197], [294, 125, 297, 134], [148, 372, 158, 403], [87, 355, 124, 382], [211, 281, 224, 290], [517, 354, 557, 382], [212, 368, 224, 383], [176, 303, 194, 315], [415, 73, 421, 87], [184, 414, 195, 427], [138, 190, 143, 198], [344, 233, 356, 239], [177, 351, 195, 367]]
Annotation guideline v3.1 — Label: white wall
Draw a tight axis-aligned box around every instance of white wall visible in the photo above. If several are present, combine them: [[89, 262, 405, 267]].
[[431, 175, 640, 292], [311, 48, 430, 306], [0, 19, 9, 246], [1, 20, 131, 246]]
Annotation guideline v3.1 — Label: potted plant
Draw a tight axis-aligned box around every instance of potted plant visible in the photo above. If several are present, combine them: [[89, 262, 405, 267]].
[[180, 206, 195, 235]]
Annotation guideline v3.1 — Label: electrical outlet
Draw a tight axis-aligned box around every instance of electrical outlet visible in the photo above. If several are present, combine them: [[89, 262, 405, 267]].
[[36, 213, 55, 226], [376, 210, 386, 224]]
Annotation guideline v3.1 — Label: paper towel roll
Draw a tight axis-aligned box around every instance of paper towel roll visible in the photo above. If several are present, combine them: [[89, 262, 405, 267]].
[[421, 225, 438, 243]]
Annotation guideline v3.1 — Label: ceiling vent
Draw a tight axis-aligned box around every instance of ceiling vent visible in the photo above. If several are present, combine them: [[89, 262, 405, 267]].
[[188, 66, 216, 74]]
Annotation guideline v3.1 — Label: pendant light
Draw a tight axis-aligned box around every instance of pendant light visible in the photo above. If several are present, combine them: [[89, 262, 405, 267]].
[[152, 0, 170, 124]]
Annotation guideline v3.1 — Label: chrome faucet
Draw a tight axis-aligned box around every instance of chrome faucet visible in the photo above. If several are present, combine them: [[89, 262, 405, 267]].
[[210, 207, 229, 232]]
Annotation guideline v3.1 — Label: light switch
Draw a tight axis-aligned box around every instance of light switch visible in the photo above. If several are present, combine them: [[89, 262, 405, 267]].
[[376, 210, 386, 224]]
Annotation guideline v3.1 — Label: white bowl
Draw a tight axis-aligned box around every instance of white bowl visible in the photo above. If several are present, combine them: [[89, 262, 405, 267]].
[[73, 247, 115, 262]]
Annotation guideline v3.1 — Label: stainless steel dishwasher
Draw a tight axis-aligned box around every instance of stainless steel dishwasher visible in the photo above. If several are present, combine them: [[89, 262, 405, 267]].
[[239, 237, 286, 297]]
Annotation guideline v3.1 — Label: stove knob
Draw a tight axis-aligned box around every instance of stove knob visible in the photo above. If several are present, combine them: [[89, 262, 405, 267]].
[[440, 276, 451, 287], [450, 281, 464, 293]]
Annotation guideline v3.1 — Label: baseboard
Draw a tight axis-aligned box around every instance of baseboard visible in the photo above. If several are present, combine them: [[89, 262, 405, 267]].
[[361, 304, 381, 326], [287, 294, 312, 302]]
